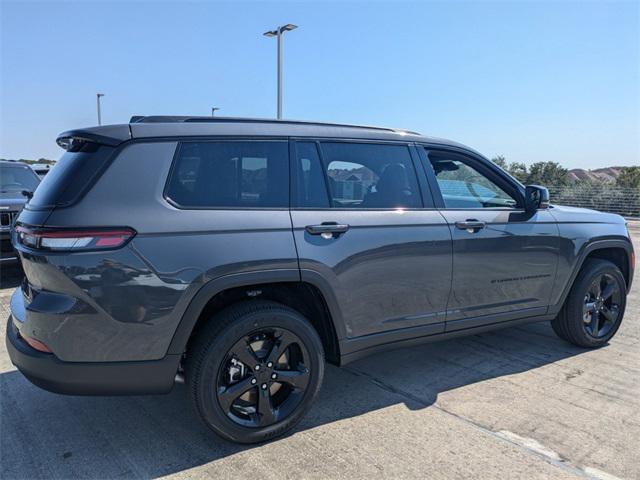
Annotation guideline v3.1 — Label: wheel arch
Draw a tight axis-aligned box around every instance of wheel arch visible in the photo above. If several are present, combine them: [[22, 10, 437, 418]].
[[167, 269, 345, 365], [552, 239, 634, 315]]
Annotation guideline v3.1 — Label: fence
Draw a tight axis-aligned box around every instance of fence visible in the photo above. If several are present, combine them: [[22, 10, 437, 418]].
[[547, 185, 640, 218]]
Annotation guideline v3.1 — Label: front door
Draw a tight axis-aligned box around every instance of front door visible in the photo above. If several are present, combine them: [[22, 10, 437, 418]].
[[289, 140, 452, 339], [419, 147, 560, 331]]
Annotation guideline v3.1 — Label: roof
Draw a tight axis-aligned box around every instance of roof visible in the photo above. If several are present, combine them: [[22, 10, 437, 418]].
[[57, 116, 473, 152]]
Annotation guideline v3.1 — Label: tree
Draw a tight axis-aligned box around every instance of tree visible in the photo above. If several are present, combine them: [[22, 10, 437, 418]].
[[526, 161, 569, 186], [491, 155, 507, 169], [490, 155, 528, 183], [616, 166, 640, 189], [508, 162, 528, 183]]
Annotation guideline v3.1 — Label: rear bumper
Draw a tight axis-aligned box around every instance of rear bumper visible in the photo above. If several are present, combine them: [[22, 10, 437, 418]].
[[6, 317, 180, 395]]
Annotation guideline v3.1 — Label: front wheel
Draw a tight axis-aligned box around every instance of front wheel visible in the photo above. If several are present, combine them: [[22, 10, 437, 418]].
[[552, 259, 627, 348], [186, 300, 324, 444]]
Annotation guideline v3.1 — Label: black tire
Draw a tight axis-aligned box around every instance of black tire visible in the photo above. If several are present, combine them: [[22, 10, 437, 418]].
[[552, 259, 627, 348], [186, 300, 324, 444]]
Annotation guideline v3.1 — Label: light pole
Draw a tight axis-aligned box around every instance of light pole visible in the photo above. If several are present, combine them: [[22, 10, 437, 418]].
[[263, 24, 297, 119], [211, 107, 220, 116], [96, 93, 105, 125]]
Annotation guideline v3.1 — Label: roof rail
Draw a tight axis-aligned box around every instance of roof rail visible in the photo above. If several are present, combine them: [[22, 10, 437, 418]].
[[128, 116, 420, 135]]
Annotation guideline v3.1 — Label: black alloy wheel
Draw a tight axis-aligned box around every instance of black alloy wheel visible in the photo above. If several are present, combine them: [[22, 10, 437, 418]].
[[552, 258, 627, 348], [582, 273, 622, 339], [217, 328, 311, 428], [187, 300, 324, 444]]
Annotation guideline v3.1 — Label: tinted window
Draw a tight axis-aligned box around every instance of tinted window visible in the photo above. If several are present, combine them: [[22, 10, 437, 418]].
[[320, 143, 421, 209], [429, 155, 517, 208], [0, 165, 40, 192], [28, 142, 114, 209], [166, 141, 288, 208], [294, 142, 329, 208]]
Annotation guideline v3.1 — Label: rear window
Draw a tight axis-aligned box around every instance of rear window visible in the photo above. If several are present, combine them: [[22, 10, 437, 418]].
[[165, 141, 289, 208], [28, 142, 115, 209]]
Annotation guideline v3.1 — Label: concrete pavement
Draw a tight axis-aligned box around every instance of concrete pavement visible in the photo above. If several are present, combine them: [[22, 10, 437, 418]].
[[1, 224, 638, 479]]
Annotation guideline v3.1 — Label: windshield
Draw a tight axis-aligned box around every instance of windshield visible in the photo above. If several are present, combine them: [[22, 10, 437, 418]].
[[0, 165, 40, 192]]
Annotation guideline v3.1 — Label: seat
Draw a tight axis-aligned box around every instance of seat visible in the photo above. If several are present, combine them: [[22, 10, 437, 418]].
[[362, 163, 414, 208]]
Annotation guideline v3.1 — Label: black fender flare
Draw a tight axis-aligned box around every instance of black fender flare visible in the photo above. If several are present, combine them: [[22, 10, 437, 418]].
[[166, 268, 347, 355]]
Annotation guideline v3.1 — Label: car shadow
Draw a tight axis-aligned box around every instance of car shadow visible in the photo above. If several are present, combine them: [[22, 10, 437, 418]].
[[0, 320, 587, 479]]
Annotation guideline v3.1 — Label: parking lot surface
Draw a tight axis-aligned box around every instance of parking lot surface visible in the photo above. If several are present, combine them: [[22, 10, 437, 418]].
[[1, 223, 638, 480]]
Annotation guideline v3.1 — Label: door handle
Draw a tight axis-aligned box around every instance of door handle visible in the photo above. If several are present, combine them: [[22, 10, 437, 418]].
[[455, 219, 486, 233], [305, 222, 350, 237]]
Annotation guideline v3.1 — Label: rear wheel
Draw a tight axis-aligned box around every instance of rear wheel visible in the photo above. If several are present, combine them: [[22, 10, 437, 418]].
[[552, 259, 626, 348], [186, 300, 324, 444]]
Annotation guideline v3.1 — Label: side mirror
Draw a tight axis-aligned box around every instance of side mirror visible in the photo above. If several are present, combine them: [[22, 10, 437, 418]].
[[525, 185, 550, 212]]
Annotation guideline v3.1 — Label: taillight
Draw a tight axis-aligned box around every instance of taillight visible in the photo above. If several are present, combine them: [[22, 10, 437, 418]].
[[15, 226, 135, 252], [20, 333, 52, 353]]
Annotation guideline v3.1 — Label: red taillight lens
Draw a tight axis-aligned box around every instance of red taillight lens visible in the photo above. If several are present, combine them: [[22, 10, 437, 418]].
[[15, 226, 135, 252], [20, 333, 52, 353]]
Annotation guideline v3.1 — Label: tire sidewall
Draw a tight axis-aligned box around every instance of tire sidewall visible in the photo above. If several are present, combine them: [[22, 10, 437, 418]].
[[193, 306, 324, 444]]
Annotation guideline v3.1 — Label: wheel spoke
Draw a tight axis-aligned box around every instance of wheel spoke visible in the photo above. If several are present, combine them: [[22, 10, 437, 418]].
[[257, 387, 277, 426], [584, 302, 597, 314], [590, 279, 602, 298], [600, 305, 617, 323], [266, 330, 297, 365], [589, 311, 601, 336], [218, 377, 255, 412], [275, 368, 310, 390], [601, 282, 616, 301], [229, 339, 260, 368]]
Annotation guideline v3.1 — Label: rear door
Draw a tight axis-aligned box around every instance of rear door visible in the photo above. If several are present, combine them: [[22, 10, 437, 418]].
[[289, 140, 452, 340], [418, 147, 560, 331]]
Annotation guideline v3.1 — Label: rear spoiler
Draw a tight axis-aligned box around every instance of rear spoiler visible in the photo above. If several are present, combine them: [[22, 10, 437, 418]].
[[56, 125, 131, 150]]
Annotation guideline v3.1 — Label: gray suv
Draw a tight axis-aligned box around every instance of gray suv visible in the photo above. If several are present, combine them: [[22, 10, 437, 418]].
[[7, 117, 635, 444]]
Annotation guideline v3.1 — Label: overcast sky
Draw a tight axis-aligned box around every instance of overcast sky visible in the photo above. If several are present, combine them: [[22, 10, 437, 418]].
[[1, 0, 639, 169]]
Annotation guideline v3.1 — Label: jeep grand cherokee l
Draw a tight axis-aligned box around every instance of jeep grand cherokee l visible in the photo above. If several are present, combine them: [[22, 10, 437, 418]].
[[7, 117, 634, 444]]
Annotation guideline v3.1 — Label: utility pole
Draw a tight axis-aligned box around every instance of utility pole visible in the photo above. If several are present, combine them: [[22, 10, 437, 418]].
[[96, 93, 105, 125], [263, 24, 298, 119]]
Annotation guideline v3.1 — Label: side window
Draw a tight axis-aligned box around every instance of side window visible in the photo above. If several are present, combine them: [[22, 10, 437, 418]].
[[429, 154, 518, 209], [166, 141, 288, 208], [294, 142, 330, 208], [320, 143, 422, 209]]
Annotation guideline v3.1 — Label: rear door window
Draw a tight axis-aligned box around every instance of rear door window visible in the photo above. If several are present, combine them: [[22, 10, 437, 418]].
[[166, 141, 289, 208], [319, 142, 422, 209]]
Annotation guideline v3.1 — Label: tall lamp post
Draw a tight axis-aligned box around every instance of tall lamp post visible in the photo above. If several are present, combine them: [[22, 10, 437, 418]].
[[96, 93, 105, 125], [211, 107, 220, 116], [263, 24, 297, 119]]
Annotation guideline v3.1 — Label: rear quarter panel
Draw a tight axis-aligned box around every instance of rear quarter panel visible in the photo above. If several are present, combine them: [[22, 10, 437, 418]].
[[23, 141, 298, 362]]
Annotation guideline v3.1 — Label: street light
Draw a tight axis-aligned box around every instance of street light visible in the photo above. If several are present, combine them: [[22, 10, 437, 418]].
[[263, 24, 298, 119], [211, 107, 220, 116], [96, 93, 105, 125]]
